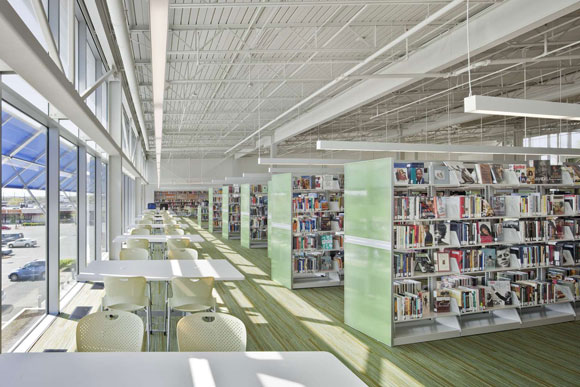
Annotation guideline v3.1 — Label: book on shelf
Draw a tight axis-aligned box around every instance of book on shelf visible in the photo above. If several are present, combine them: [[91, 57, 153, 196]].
[[481, 248, 496, 270], [564, 163, 580, 183], [408, 162, 428, 184], [394, 163, 409, 184], [445, 161, 476, 184], [490, 164, 505, 184], [534, 160, 550, 184], [488, 279, 513, 307], [431, 163, 450, 184], [511, 164, 528, 183], [433, 289, 451, 313], [475, 164, 493, 184]]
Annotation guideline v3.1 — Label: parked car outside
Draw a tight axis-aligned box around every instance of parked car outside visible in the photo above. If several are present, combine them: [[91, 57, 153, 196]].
[[9, 260, 45, 281], [2, 247, 13, 256], [2, 233, 24, 244], [1, 225, 11, 230], [7, 238, 37, 248]]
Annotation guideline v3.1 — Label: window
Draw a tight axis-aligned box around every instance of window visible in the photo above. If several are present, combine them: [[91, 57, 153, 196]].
[[1, 102, 47, 352], [59, 138, 78, 301], [100, 161, 107, 256], [86, 154, 96, 265]]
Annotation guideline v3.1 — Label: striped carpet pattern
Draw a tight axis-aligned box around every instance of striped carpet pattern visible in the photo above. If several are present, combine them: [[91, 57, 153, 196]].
[[31, 217, 580, 387]]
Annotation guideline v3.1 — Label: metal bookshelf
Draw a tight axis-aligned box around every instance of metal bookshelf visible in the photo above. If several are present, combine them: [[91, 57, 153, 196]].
[[241, 184, 268, 249], [223, 185, 241, 240], [344, 158, 580, 347], [208, 188, 222, 234]]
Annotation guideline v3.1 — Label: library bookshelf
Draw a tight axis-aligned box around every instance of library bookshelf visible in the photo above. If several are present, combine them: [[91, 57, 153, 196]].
[[344, 158, 580, 347], [223, 185, 241, 240], [197, 201, 209, 229], [270, 173, 345, 289], [241, 184, 268, 249], [267, 180, 273, 259], [208, 188, 222, 234]]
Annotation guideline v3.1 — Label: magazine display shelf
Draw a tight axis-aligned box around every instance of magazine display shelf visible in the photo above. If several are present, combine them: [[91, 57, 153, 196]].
[[208, 188, 222, 234], [241, 184, 268, 249], [223, 185, 241, 240], [344, 158, 580, 347], [270, 173, 345, 289]]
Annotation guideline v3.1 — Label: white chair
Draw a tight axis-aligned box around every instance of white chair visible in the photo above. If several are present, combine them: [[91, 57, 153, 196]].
[[166, 276, 215, 351], [126, 239, 150, 250], [102, 276, 151, 351], [76, 310, 144, 352], [120, 247, 149, 261], [177, 312, 246, 352], [131, 228, 151, 236], [167, 238, 190, 250], [138, 219, 153, 225], [168, 248, 198, 260]]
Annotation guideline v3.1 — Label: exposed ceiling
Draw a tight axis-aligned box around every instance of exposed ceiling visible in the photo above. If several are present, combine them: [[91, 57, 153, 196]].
[[120, 0, 580, 161]]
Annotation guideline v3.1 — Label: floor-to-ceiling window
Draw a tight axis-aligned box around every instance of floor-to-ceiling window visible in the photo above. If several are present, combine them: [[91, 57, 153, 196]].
[[1, 102, 47, 352], [59, 138, 78, 300], [100, 161, 107, 257], [86, 154, 96, 265]]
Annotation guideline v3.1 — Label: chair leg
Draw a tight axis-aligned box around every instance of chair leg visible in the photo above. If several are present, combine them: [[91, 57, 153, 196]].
[[166, 305, 171, 352], [145, 307, 150, 352]]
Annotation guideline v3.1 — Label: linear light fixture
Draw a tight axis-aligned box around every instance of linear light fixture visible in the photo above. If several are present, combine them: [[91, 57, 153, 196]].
[[316, 140, 580, 157], [224, 176, 268, 183], [242, 173, 271, 178], [150, 0, 169, 183], [268, 167, 344, 174], [464, 95, 580, 120], [258, 157, 355, 165]]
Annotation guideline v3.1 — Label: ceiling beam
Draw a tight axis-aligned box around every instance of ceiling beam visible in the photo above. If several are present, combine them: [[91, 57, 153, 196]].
[[167, 48, 372, 55], [267, 0, 580, 149], [170, 0, 497, 8]]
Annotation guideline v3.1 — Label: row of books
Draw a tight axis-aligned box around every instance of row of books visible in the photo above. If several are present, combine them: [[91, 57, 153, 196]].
[[250, 207, 267, 217], [250, 195, 268, 206], [393, 280, 428, 321], [250, 184, 268, 193], [292, 215, 343, 233], [394, 243, 580, 278], [292, 193, 344, 212], [250, 218, 267, 229], [292, 234, 344, 251], [547, 267, 580, 300], [293, 251, 344, 273], [293, 174, 344, 190], [228, 223, 240, 233], [394, 194, 580, 220], [212, 220, 221, 227], [395, 160, 580, 185], [226, 185, 240, 194], [251, 230, 267, 241]]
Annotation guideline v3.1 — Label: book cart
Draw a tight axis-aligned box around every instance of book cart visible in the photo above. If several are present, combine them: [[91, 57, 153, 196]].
[[208, 188, 222, 234], [270, 173, 345, 289], [222, 185, 241, 240], [241, 184, 268, 248], [344, 158, 580, 347]]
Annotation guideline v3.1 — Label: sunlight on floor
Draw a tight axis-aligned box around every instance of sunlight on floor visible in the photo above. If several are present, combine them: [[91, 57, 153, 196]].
[[259, 284, 332, 322]]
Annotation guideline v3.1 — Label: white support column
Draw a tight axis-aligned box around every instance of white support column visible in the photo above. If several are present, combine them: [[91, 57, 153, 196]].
[[46, 125, 60, 315], [77, 146, 87, 273], [95, 158, 102, 260], [108, 80, 122, 260]]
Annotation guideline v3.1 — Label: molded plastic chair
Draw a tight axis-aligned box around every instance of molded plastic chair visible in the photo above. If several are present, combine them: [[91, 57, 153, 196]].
[[76, 310, 144, 352], [120, 247, 149, 261], [166, 228, 185, 236], [102, 276, 151, 350], [176, 312, 246, 352], [138, 219, 153, 225], [131, 228, 151, 236], [168, 248, 198, 260], [167, 238, 190, 250], [126, 239, 150, 250]]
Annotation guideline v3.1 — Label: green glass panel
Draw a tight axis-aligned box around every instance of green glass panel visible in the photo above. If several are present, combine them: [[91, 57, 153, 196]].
[[270, 173, 292, 288], [197, 204, 202, 225], [267, 180, 272, 259], [241, 184, 250, 248], [222, 185, 229, 239], [344, 158, 393, 346]]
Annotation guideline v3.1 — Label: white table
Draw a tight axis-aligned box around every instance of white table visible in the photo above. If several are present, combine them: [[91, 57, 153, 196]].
[[77, 259, 244, 282], [113, 234, 204, 244], [0, 352, 365, 387], [128, 223, 188, 230]]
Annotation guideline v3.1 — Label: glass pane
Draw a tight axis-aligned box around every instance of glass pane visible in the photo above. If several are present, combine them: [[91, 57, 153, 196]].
[[100, 162, 107, 256], [86, 154, 96, 265], [59, 138, 77, 300], [2, 102, 47, 352]]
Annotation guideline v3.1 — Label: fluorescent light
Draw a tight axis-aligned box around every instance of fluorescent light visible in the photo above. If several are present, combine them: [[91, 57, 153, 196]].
[[269, 167, 343, 174], [316, 140, 580, 157], [258, 157, 355, 165], [464, 95, 580, 120], [242, 173, 271, 178], [224, 176, 268, 183], [150, 0, 169, 179]]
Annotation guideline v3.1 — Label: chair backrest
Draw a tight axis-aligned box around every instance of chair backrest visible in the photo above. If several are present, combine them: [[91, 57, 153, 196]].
[[102, 276, 148, 310], [120, 247, 149, 261], [167, 238, 189, 249], [126, 239, 149, 250], [171, 276, 213, 303], [168, 248, 198, 260], [131, 228, 151, 236], [138, 219, 153, 225], [166, 228, 185, 236], [177, 312, 246, 352], [76, 310, 144, 352]]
